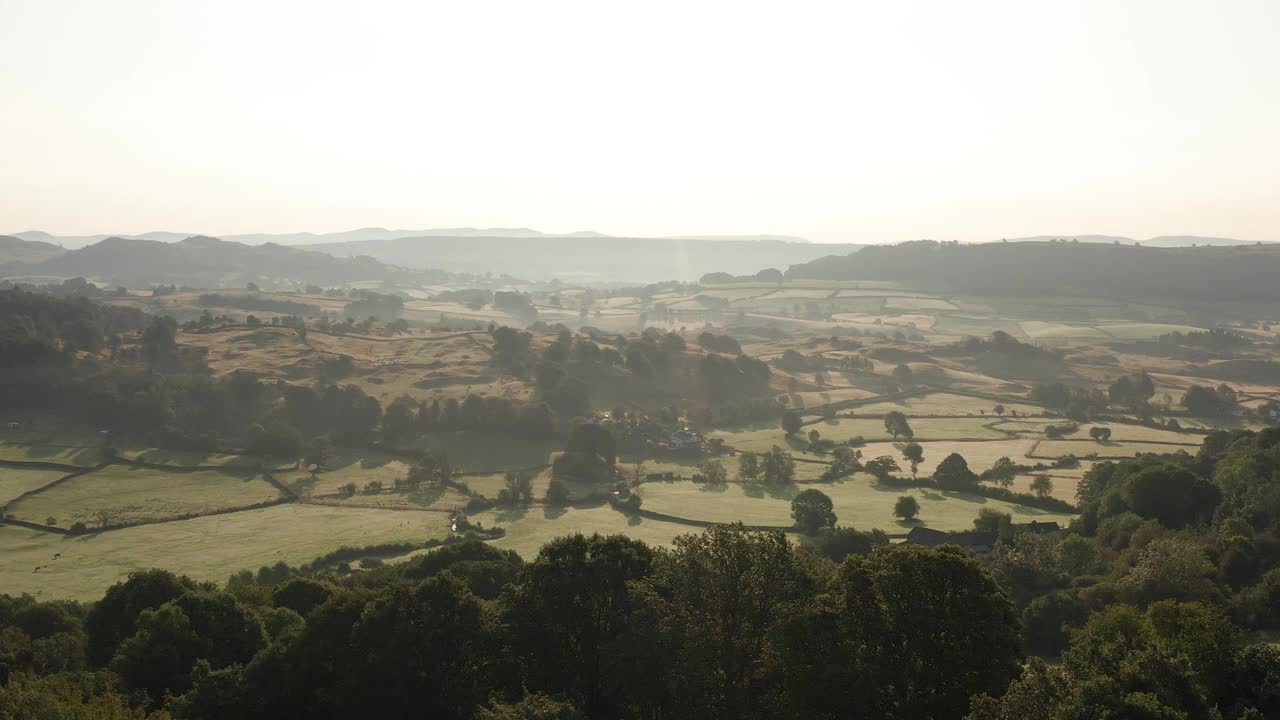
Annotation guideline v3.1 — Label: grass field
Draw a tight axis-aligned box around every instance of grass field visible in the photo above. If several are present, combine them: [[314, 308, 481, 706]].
[[0, 467, 70, 505], [312, 486, 473, 513], [116, 448, 267, 468], [710, 417, 1012, 457], [0, 504, 454, 601], [281, 449, 415, 496], [852, 439, 1039, 475], [7, 466, 281, 529], [850, 393, 1042, 417], [815, 417, 1011, 441], [1031, 440, 1197, 460], [884, 296, 959, 311], [470, 503, 699, 561], [637, 476, 1075, 533], [0, 444, 102, 467]]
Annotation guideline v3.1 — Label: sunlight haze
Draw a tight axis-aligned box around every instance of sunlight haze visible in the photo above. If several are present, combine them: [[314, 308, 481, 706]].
[[2, 0, 1277, 242]]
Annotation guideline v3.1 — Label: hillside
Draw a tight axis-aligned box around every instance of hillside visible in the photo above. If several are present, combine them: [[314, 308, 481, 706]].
[[3, 235, 452, 289], [0, 235, 64, 265], [301, 235, 862, 282], [785, 240, 1280, 303]]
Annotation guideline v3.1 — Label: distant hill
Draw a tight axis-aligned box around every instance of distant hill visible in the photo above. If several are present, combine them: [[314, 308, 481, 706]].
[[0, 235, 65, 265], [1143, 235, 1273, 248], [665, 234, 810, 243], [298, 235, 859, 282], [2, 235, 451, 289], [786, 240, 1280, 303], [1000, 234, 1275, 247], [1003, 235, 1135, 245]]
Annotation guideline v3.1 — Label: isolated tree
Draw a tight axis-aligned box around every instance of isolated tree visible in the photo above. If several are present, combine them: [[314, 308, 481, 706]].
[[737, 452, 761, 482], [303, 436, 331, 474], [791, 489, 837, 534], [864, 455, 900, 481], [989, 456, 1018, 489], [544, 479, 571, 507], [892, 363, 914, 386], [701, 459, 728, 485], [807, 429, 821, 446], [894, 495, 920, 521], [781, 409, 803, 436], [825, 446, 863, 479], [883, 411, 913, 439], [934, 452, 978, 489], [1030, 475, 1054, 499], [761, 446, 796, 484], [899, 442, 925, 478], [993, 404, 1006, 416], [504, 471, 534, 505], [1089, 426, 1113, 442]]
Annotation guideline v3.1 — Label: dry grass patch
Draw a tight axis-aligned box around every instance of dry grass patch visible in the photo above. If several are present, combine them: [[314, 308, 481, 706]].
[[0, 467, 70, 505]]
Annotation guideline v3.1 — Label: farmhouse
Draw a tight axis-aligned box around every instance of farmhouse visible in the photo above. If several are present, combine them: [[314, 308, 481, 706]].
[[903, 526, 998, 553], [670, 429, 703, 454]]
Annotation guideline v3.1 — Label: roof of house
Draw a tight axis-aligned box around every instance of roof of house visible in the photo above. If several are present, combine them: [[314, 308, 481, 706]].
[[903, 526, 998, 550], [1016, 520, 1061, 534]]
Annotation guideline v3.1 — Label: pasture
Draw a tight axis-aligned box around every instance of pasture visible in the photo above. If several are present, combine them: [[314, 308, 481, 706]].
[[636, 476, 1075, 533], [0, 504, 454, 602], [0, 467, 69, 505], [7, 466, 281, 530], [0, 443, 102, 467]]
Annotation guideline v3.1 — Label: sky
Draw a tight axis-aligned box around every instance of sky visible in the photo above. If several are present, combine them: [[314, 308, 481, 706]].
[[2, 0, 1278, 243]]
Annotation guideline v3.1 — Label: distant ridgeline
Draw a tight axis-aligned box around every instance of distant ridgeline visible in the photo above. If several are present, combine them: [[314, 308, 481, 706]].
[[0, 235, 456, 290], [786, 240, 1280, 303]]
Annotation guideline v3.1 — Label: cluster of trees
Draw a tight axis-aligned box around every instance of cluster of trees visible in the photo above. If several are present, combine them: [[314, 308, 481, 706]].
[[381, 394, 556, 447], [342, 290, 404, 319], [1031, 382, 1111, 421], [0, 528, 1042, 720], [1184, 383, 1241, 416], [1157, 328, 1251, 350], [196, 294, 316, 317], [952, 332, 1066, 380]]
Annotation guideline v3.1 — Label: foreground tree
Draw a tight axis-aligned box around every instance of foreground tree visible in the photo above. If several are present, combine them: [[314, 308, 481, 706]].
[[502, 534, 655, 718]]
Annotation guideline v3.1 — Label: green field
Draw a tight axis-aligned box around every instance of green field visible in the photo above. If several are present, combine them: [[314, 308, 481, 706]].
[[637, 477, 1075, 533], [849, 393, 1042, 417], [852, 439, 1038, 475], [815, 416, 1010, 441], [1032, 439, 1199, 460], [7, 466, 281, 529], [0, 504, 454, 601], [0, 443, 103, 467], [0, 467, 70, 505], [115, 448, 266, 468], [313, 486, 473, 513], [281, 449, 415, 496], [470, 504, 700, 561]]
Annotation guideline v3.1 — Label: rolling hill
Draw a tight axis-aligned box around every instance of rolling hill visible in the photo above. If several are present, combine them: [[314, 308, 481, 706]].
[[2, 236, 453, 289]]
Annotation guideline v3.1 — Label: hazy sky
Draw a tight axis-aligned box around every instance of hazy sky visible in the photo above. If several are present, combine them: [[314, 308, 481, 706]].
[[2, 0, 1278, 243]]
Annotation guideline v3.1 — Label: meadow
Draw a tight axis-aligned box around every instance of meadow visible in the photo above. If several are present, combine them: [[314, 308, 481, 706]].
[[7, 466, 281, 530]]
